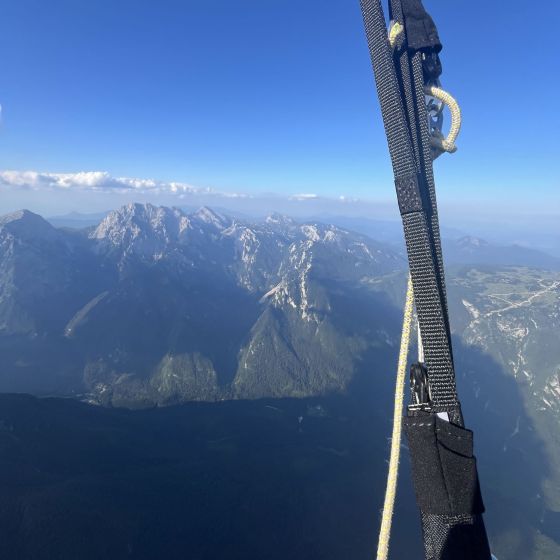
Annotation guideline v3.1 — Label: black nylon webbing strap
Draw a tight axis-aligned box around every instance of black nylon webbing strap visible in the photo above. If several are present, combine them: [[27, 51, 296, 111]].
[[389, 0, 452, 343], [359, 1, 491, 557], [388, 0, 454, 364], [409, 50, 454, 347], [402, 212, 456, 410], [360, 0, 417, 179], [360, 0, 459, 416]]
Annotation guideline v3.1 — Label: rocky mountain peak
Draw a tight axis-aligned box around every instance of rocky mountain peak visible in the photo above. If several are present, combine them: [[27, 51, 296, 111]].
[[455, 235, 490, 249], [191, 206, 230, 229], [265, 213, 296, 226], [0, 209, 60, 243], [90, 203, 189, 248]]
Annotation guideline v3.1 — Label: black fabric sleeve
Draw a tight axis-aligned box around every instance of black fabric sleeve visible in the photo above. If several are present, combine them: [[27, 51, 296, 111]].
[[400, 0, 442, 52]]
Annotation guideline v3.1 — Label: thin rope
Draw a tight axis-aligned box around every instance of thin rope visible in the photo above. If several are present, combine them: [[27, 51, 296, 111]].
[[376, 274, 414, 560], [424, 85, 462, 153]]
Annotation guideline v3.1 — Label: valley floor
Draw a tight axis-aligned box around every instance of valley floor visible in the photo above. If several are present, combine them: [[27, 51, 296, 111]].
[[0, 392, 557, 559]]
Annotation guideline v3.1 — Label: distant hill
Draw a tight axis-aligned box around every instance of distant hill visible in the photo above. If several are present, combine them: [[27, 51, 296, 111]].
[[309, 214, 465, 248], [47, 211, 109, 229], [310, 215, 560, 269], [443, 236, 560, 270]]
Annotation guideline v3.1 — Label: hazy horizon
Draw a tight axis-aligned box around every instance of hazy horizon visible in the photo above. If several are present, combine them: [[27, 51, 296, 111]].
[[1, 0, 558, 224], [2, 190, 558, 258]]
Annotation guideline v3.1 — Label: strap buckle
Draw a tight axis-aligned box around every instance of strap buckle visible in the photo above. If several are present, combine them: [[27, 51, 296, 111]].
[[409, 362, 432, 411]]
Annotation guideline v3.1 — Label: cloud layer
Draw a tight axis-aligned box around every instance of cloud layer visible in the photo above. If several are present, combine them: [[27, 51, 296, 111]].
[[0, 170, 214, 196]]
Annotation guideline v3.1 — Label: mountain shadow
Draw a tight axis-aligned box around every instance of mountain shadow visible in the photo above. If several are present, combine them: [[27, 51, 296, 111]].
[[0, 334, 553, 559], [452, 337, 554, 558]]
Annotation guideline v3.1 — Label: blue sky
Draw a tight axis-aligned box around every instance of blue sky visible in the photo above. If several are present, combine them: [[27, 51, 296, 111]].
[[0, 0, 558, 216]]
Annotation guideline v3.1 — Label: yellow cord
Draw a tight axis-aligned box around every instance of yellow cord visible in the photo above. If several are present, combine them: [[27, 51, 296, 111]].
[[424, 85, 462, 154], [376, 275, 415, 560], [388, 22, 404, 48]]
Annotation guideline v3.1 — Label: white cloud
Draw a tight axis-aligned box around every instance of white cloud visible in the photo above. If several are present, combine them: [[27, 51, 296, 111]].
[[288, 193, 318, 201], [0, 170, 212, 195]]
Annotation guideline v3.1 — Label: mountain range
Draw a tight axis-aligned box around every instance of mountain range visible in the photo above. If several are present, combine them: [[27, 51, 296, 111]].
[[1, 203, 559, 559], [0, 203, 403, 405], [47, 209, 560, 268]]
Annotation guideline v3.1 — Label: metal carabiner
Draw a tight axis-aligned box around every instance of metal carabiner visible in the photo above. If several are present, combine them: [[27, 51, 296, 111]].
[[425, 81, 444, 143]]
